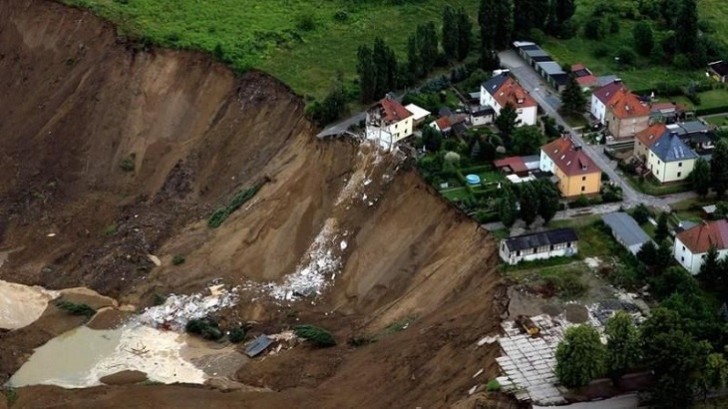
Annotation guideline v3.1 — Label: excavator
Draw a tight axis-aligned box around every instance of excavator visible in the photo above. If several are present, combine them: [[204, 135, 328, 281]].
[[516, 315, 540, 337]]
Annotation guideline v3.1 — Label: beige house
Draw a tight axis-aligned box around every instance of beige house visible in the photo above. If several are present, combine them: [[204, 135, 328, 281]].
[[646, 132, 698, 183], [605, 88, 650, 139], [633, 123, 668, 160]]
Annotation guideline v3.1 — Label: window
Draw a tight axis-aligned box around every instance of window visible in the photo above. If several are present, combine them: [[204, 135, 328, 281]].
[[677, 172, 682, 178], [395, 124, 398, 129], [682, 246, 685, 251], [550, 245, 554, 251], [678, 162, 683, 167], [581, 186, 586, 192], [582, 176, 586, 181], [656, 169, 660, 175], [681, 256, 685, 262], [567, 242, 572, 248], [516, 250, 521, 256]]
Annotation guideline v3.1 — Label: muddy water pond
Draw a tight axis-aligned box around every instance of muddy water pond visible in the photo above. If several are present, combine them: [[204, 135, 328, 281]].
[[9, 324, 210, 388]]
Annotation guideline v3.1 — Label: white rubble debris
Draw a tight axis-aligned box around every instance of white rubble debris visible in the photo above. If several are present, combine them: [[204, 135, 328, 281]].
[[472, 368, 484, 379], [340, 240, 348, 251], [476, 335, 498, 346], [138, 286, 238, 330]]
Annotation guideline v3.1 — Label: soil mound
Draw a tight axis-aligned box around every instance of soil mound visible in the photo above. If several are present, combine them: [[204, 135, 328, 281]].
[[0, 1, 507, 407]]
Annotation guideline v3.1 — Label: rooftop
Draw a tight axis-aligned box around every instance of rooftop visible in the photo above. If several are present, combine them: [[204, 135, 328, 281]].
[[572, 64, 597, 87], [709, 60, 728, 77], [494, 156, 529, 174], [608, 87, 650, 119], [592, 80, 623, 104], [404, 103, 431, 121], [503, 228, 578, 252], [434, 116, 452, 131], [650, 132, 698, 162], [493, 77, 537, 109], [482, 73, 510, 97], [541, 136, 601, 177], [635, 124, 668, 148], [596, 75, 619, 87], [375, 97, 412, 124], [676, 219, 728, 254], [602, 212, 652, 247], [537, 61, 566, 76]]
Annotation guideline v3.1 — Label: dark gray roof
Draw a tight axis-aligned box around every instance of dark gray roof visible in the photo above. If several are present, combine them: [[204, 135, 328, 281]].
[[651, 132, 698, 162], [245, 335, 273, 357], [601, 212, 651, 247], [524, 48, 550, 58], [531, 55, 554, 63], [504, 228, 578, 252], [472, 106, 495, 116], [537, 61, 566, 75], [709, 60, 728, 76], [550, 73, 569, 85], [482, 73, 509, 97], [677, 120, 709, 135], [596, 75, 619, 87], [518, 44, 541, 51], [438, 107, 453, 117]]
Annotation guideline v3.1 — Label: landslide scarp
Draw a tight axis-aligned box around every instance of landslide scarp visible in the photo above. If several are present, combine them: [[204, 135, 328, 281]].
[[0, 1, 510, 408]]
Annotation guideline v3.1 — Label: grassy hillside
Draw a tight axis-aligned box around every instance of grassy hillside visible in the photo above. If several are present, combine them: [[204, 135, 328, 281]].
[[62, 0, 479, 100]]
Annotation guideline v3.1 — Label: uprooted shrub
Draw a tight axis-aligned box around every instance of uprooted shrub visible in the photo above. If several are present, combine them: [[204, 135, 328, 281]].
[[208, 178, 269, 228], [228, 326, 246, 343], [185, 318, 223, 341], [294, 324, 336, 347], [55, 300, 96, 318]]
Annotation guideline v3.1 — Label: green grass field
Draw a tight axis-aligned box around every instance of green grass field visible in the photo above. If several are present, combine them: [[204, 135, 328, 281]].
[[63, 0, 478, 100]]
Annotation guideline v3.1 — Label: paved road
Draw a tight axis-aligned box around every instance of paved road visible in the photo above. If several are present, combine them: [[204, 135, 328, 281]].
[[498, 50, 695, 212]]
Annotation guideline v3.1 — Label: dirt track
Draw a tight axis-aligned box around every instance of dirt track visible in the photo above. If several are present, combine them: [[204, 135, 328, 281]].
[[0, 1, 514, 407]]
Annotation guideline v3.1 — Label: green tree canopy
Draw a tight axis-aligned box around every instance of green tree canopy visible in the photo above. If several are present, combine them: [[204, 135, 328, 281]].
[[711, 139, 728, 198], [654, 212, 669, 242], [511, 125, 546, 155], [632, 21, 654, 56], [690, 157, 711, 197], [535, 179, 560, 223], [556, 325, 606, 388], [442, 6, 458, 60], [495, 103, 519, 137], [518, 182, 540, 225], [422, 126, 443, 152], [605, 311, 642, 379], [561, 74, 587, 115]]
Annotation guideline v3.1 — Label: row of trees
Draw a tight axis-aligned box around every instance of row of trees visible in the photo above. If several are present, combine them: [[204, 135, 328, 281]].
[[442, 6, 472, 62], [498, 179, 560, 226]]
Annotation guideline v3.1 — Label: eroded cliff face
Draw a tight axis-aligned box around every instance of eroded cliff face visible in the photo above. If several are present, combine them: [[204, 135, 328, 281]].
[[0, 1, 511, 408]]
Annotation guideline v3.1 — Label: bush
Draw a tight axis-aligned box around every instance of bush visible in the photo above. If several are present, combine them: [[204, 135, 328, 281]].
[[172, 255, 185, 265], [228, 326, 246, 343], [186, 318, 223, 340], [632, 204, 651, 225], [208, 180, 267, 228], [333, 10, 349, 22], [294, 324, 336, 347], [56, 300, 96, 318], [544, 270, 588, 299], [295, 14, 316, 31], [486, 379, 501, 392], [120, 154, 135, 172], [617, 47, 637, 66]]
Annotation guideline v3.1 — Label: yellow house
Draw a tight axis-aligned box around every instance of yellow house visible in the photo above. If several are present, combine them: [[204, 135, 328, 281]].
[[647, 132, 698, 183], [539, 136, 602, 197]]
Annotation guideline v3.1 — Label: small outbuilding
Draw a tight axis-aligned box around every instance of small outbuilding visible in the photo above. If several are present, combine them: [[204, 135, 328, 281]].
[[601, 212, 653, 255], [499, 228, 578, 265]]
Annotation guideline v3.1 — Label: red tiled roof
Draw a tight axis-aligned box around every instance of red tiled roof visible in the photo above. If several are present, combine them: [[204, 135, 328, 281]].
[[593, 81, 623, 104], [676, 219, 728, 254], [435, 116, 452, 130], [635, 124, 668, 147], [493, 78, 537, 109], [608, 87, 650, 119], [494, 156, 528, 173], [379, 97, 412, 124], [542, 136, 600, 177]]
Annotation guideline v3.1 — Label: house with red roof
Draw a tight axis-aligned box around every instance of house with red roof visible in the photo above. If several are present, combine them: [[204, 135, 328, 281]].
[[674, 219, 728, 274], [590, 80, 623, 124], [571, 64, 597, 88], [633, 123, 668, 160], [605, 87, 650, 139], [539, 136, 602, 197], [366, 96, 414, 149], [480, 73, 538, 126]]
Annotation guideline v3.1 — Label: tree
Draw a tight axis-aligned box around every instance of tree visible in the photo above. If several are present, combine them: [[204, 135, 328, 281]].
[[498, 186, 518, 227], [632, 204, 651, 225], [655, 212, 669, 242], [406, 35, 422, 81], [416, 22, 439, 74], [651, 266, 697, 300], [495, 103, 519, 137], [642, 328, 710, 408], [307, 74, 348, 126], [712, 139, 728, 198], [698, 245, 726, 293], [356, 44, 376, 103], [422, 126, 443, 152], [675, 0, 699, 59], [478, 0, 514, 50], [690, 157, 711, 197], [636, 241, 659, 269], [605, 311, 641, 380], [442, 6, 458, 61], [547, 0, 576, 35], [372, 37, 399, 97], [536, 179, 560, 223], [701, 353, 728, 399], [632, 21, 654, 56], [519, 182, 540, 225], [583, 17, 604, 40], [556, 325, 606, 388], [480, 48, 501, 71], [455, 8, 472, 61], [511, 125, 546, 155], [561, 74, 586, 115], [513, 0, 549, 35]]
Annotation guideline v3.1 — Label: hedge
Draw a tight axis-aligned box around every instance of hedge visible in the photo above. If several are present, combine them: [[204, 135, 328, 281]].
[[695, 105, 728, 116]]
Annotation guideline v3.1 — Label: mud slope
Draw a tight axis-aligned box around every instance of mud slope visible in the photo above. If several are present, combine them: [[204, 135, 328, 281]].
[[0, 1, 509, 408]]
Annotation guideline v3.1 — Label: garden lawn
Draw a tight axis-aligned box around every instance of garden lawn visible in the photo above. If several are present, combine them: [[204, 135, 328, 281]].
[[625, 175, 691, 196], [703, 113, 728, 127], [549, 216, 613, 258], [63, 0, 479, 100], [670, 89, 728, 111], [440, 187, 470, 201]]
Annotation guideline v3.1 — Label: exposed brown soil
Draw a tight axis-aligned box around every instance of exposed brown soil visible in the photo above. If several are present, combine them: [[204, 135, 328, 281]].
[[0, 1, 513, 408]]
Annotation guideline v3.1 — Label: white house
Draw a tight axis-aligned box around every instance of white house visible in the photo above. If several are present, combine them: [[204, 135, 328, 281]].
[[590, 80, 622, 124], [470, 106, 494, 126], [365, 97, 414, 149], [499, 228, 579, 265], [480, 73, 538, 127], [646, 132, 697, 183], [674, 219, 728, 274]]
